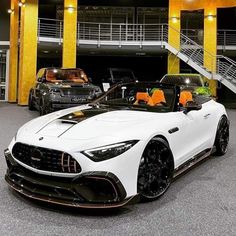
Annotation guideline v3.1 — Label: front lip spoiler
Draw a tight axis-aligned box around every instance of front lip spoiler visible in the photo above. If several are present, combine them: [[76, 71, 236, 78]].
[[5, 175, 138, 209], [4, 148, 139, 209]]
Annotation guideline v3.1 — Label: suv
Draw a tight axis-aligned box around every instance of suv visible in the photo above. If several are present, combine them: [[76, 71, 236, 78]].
[[28, 68, 102, 115], [160, 74, 211, 96], [101, 68, 137, 91]]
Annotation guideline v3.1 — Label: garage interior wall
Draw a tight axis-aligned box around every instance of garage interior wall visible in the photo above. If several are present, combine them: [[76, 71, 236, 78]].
[[7, 0, 236, 105], [167, 0, 236, 96]]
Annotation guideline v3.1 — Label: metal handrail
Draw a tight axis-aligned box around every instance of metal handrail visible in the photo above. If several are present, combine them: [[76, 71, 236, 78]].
[[37, 18, 236, 47], [35, 18, 236, 92], [182, 28, 236, 48]]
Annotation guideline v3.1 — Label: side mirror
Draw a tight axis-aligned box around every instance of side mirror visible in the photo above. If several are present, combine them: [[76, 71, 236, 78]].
[[37, 77, 46, 83], [184, 101, 202, 114]]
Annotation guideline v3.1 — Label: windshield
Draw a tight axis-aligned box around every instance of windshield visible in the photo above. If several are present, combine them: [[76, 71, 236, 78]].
[[46, 69, 88, 83], [112, 70, 135, 82], [161, 75, 203, 87], [95, 82, 177, 113]]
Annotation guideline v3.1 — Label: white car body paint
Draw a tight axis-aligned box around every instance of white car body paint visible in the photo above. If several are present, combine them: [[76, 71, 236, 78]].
[[8, 99, 227, 198]]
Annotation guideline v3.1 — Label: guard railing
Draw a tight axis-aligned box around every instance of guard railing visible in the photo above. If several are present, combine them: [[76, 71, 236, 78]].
[[36, 18, 236, 93]]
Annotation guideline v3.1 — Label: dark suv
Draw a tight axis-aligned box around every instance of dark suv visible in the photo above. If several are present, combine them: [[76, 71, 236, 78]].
[[28, 68, 102, 115]]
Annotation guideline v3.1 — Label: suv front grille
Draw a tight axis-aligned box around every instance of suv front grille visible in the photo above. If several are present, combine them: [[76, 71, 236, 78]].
[[12, 143, 81, 174]]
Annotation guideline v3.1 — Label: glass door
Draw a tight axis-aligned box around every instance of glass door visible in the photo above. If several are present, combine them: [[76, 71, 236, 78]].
[[0, 50, 8, 101]]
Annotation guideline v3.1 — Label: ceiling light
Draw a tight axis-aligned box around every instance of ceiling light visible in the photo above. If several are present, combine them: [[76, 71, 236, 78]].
[[206, 15, 215, 21], [170, 16, 179, 24], [7, 9, 14, 14], [18, 1, 25, 7], [67, 6, 75, 13]]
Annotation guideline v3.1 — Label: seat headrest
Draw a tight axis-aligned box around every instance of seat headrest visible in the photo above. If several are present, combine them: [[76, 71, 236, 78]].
[[135, 92, 154, 106], [179, 91, 193, 106], [136, 92, 150, 102], [151, 89, 166, 105]]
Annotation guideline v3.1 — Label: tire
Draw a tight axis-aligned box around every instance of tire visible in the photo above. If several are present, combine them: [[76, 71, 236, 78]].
[[214, 115, 229, 156], [39, 98, 47, 116], [28, 90, 35, 111], [137, 137, 174, 202]]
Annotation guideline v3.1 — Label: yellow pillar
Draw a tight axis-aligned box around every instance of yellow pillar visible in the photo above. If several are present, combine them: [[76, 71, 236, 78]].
[[168, 0, 181, 74], [62, 0, 78, 68], [18, 0, 38, 105], [204, 6, 217, 97], [8, 0, 19, 102]]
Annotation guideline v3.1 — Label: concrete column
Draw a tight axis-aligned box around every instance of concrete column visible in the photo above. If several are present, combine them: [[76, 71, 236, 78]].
[[204, 6, 217, 97], [18, 0, 38, 105], [62, 0, 78, 68], [8, 0, 19, 102], [168, 0, 181, 74]]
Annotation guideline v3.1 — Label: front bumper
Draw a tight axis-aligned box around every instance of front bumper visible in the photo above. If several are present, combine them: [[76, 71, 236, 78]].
[[4, 149, 137, 208]]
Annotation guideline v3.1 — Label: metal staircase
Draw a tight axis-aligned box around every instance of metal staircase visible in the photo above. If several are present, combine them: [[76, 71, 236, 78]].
[[37, 18, 236, 93], [162, 25, 236, 93]]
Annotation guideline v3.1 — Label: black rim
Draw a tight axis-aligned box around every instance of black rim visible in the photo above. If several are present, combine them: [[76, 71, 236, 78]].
[[138, 139, 173, 199], [218, 117, 229, 153]]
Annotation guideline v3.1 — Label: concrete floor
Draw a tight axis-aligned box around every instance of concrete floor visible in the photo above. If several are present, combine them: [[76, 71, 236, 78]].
[[0, 103, 236, 236]]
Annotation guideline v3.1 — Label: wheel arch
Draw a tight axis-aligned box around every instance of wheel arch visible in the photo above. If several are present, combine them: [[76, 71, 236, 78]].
[[143, 133, 175, 171]]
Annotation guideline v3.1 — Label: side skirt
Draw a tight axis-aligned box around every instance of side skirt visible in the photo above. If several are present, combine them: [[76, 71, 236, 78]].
[[173, 147, 216, 179]]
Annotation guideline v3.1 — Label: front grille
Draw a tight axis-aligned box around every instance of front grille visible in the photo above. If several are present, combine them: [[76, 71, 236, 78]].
[[61, 88, 91, 96], [12, 143, 81, 174]]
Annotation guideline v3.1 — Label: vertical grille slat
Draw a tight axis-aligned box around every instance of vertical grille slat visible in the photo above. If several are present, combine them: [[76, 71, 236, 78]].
[[12, 143, 81, 174]]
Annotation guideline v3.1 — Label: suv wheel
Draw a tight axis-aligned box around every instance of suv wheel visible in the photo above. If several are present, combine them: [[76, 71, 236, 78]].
[[39, 98, 47, 116], [28, 90, 35, 111]]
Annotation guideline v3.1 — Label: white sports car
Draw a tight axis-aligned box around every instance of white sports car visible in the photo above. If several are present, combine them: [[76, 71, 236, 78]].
[[4, 82, 229, 208]]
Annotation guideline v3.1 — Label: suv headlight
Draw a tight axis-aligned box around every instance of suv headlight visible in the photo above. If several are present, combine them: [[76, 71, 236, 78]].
[[49, 88, 61, 95], [81, 140, 139, 162]]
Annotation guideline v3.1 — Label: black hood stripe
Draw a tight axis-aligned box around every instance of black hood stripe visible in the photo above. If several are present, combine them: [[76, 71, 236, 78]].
[[58, 107, 111, 123]]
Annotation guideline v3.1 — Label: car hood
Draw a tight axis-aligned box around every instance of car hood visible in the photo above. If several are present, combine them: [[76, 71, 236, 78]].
[[14, 105, 181, 151]]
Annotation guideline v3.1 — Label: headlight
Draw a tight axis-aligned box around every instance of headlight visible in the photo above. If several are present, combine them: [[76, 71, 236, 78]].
[[49, 88, 61, 95], [81, 140, 139, 162]]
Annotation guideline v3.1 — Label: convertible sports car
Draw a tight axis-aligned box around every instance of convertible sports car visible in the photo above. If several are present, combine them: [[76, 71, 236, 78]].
[[4, 82, 229, 208]]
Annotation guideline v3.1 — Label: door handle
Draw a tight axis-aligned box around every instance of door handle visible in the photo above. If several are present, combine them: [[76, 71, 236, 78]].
[[204, 113, 211, 119]]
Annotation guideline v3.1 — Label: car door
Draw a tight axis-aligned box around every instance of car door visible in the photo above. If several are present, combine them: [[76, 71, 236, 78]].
[[174, 101, 215, 166], [168, 110, 203, 167], [187, 100, 217, 150]]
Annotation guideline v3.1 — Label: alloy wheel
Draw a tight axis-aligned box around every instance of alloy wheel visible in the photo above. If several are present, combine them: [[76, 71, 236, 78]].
[[138, 138, 174, 201]]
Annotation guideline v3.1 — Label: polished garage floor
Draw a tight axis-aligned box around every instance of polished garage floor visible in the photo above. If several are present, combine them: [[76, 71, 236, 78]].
[[0, 103, 236, 236]]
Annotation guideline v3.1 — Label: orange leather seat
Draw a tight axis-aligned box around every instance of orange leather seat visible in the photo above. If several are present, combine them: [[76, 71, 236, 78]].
[[179, 91, 193, 106], [134, 92, 154, 106], [151, 89, 166, 105]]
